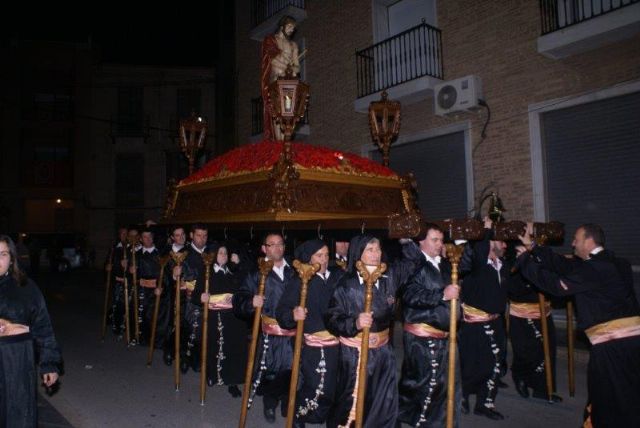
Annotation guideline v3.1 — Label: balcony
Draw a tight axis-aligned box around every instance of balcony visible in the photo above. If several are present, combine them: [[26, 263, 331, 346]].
[[250, 96, 309, 141], [538, 0, 640, 59], [354, 22, 444, 113], [249, 0, 307, 42]]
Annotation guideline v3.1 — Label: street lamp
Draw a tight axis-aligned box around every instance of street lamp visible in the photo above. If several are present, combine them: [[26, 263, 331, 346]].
[[178, 112, 208, 175], [368, 91, 401, 167]]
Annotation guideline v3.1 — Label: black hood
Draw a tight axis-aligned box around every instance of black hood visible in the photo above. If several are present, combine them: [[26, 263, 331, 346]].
[[294, 239, 327, 263], [346, 234, 379, 273]]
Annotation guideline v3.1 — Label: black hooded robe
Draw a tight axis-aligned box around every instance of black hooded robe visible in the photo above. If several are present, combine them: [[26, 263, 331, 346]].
[[325, 235, 417, 428], [276, 238, 345, 425], [0, 275, 61, 428]]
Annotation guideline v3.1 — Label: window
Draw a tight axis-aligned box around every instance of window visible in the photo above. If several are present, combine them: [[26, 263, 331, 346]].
[[371, 130, 471, 219], [26, 93, 73, 121], [20, 66, 74, 121], [21, 129, 73, 187], [117, 87, 144, 136], [373, 0, 437, 43], [115, 153, 144, 207]]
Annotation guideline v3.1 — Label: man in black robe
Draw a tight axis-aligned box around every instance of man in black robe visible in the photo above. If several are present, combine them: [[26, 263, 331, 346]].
[[177, 223, 210, 373], [158, 225, 188, 366], [276, 239, 344, 427], [458, 217, 508, 420], [325, 234, 418, 428], [398, 223, 461, 427], [517, 223, 640, 427], [112, 226, 140, 343], [233, 232, 296, 424], [132, 227, 160, 346]]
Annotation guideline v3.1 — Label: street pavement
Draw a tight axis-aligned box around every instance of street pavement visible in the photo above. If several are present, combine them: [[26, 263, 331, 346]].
[[37, 269, 590, 428]]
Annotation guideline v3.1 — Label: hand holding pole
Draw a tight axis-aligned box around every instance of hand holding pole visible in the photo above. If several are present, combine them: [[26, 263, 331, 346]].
[[443, 243, 464, 428], [354, 261, 387, 428], [200, 252, 216, 405], [170, 250, 188, 391], [286, 260, 320, 428], [239, 258, 274, 428]]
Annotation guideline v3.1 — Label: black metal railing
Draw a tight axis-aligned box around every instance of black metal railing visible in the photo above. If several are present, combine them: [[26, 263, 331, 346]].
[[251, 0, 305, 28], [540, 0, 639, 35], [356, 22, 443, 99], [251, 96, 309, 136]]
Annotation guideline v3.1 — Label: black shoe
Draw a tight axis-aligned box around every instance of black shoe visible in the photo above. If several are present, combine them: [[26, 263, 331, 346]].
[[180, 360, 189, 374], [163, 353, 173, 366], [496, 378, 509, 388], [515, 380, 529, 398], [474, 406, 505, 420], [461, 397, 470, 414], [228, 385, 242, 398], [263, 407, 276, 423], [207, 377, 215, 387], [532, 392, 563, 403]]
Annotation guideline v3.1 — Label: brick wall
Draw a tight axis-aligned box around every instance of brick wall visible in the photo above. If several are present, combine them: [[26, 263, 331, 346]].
[[235, 0, 640, 220]]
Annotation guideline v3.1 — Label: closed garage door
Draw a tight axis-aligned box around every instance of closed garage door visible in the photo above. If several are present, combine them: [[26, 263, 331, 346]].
[[542, 91, 640, 299], [372, 131, 470, 220]]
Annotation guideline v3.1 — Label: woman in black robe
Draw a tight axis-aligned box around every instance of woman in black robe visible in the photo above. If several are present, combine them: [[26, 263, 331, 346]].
[[200, 243, 247, 397], [0, 235, 61, 427], [325, 234, 416, 428]]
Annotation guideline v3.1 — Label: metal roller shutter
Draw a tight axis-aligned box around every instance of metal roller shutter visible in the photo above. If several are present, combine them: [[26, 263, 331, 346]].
[[373, 131, 468, 219], [542, 91, 640, 298]]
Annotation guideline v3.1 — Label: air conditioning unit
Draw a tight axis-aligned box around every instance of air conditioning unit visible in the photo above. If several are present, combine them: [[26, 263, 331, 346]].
[[434, 75, 483, 116]]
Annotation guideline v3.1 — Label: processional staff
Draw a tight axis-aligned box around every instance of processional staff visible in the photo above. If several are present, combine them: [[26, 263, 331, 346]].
[[354, 260, 387, 428], [286, 260, 320, 428], [122, 240, 132, 345], [170, 250, 188, 391], [534, 236, 555, 403], [131, 242, 141, 344], [525, 222, 559, 403], [101, 246, 115, 341], [239, 258, 274, 428], [200, 252, 217, 405], [146, 255, 171, 366], [443, 242, 464, 428]]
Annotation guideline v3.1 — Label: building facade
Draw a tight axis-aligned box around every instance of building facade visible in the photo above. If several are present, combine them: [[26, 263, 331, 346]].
[[234, 0, 640, 292], [90, 64, 215, 261], [0, 39, 215, 265]]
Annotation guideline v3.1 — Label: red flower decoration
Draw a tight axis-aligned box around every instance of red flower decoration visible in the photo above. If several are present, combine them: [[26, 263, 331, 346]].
[[180, 140, 396, 185]]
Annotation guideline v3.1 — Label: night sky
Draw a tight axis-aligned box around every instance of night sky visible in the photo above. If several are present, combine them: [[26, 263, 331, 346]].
[[3, 14, 219, 67]]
